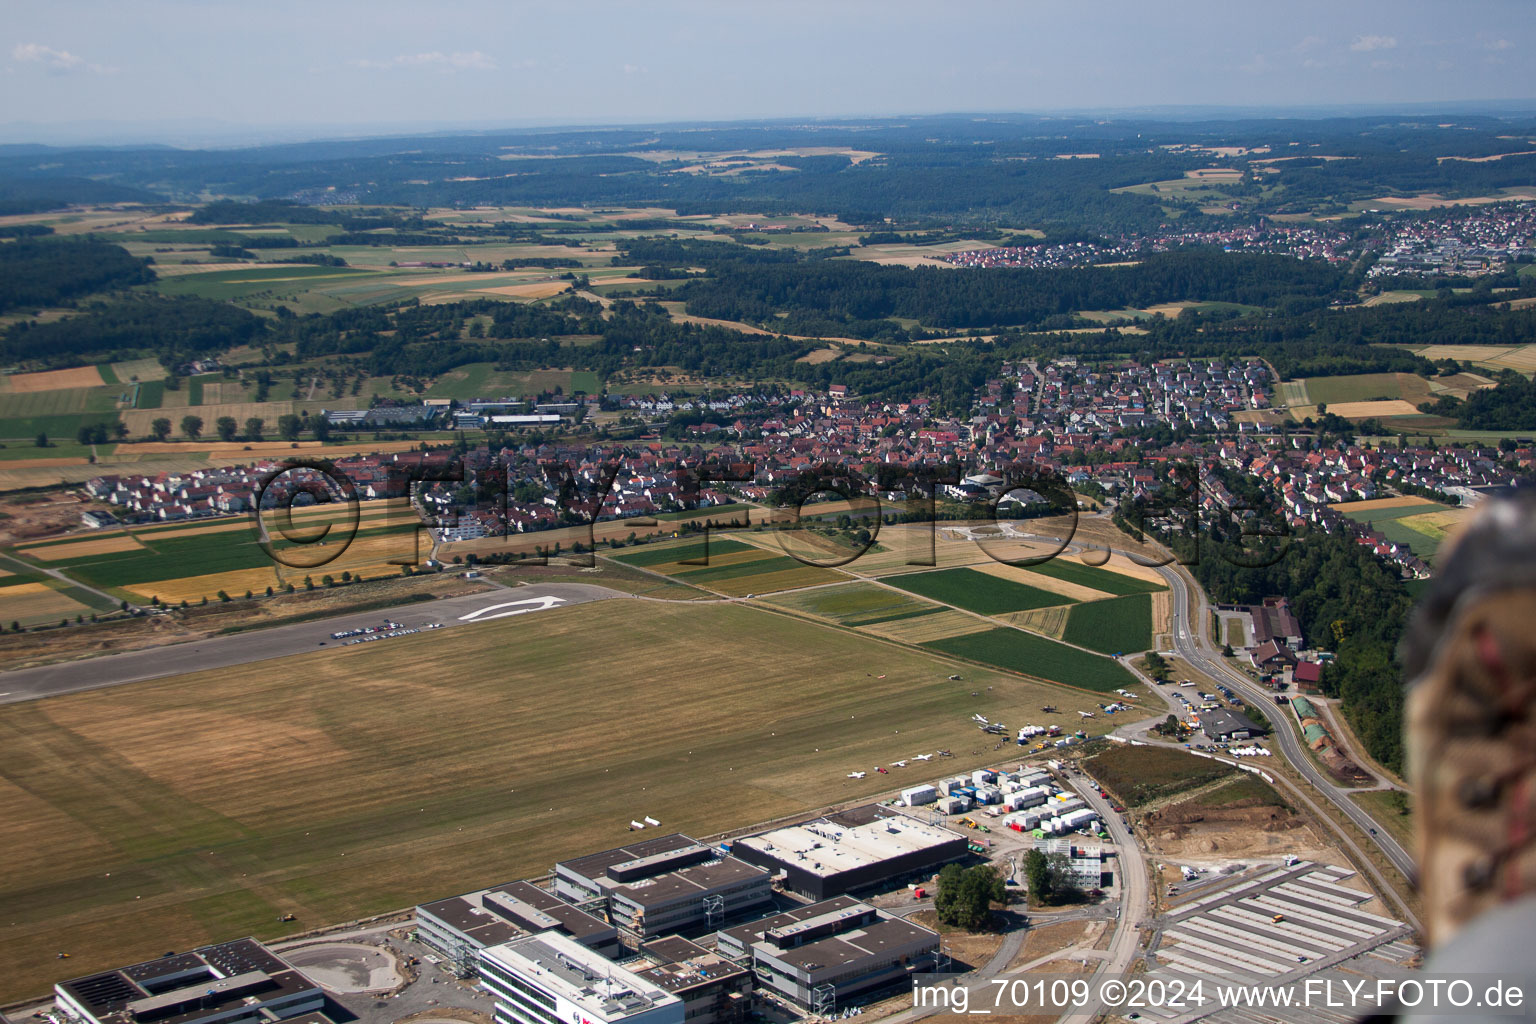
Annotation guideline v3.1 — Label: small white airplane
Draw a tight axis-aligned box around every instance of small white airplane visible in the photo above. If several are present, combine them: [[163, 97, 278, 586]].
[[847, 771, 867, 779], [971, 713, 989, 724], [891, 760, 909, 768], [913, 754, 934, 761], [1078, 711, 1096, 718]]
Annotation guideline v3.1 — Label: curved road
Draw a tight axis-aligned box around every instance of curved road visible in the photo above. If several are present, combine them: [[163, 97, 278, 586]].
[[1155, 560, 1418, 887]]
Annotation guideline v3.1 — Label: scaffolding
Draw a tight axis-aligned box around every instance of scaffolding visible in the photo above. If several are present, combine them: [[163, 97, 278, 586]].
[[810, 983, 837, 1017], [703, 893, 725, 930]]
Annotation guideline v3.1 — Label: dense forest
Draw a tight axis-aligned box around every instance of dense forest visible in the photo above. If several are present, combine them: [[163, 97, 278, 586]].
[[1431, 371, 1536, 429], [0, 237, 154, 313], [675, 249, 1352, 334], [1, 296, 265, 361]]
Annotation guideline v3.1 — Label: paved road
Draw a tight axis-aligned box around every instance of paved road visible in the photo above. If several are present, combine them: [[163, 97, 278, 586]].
[[1155, 561, 1418, 887], [0, 582, 618, 706], [1060, 773, 1150, 1024]]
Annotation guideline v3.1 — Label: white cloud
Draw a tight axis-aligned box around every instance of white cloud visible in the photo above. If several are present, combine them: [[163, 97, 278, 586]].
[[1486, 38, 1514, 51], [1239, 53, 1270, 75], [11, 42, 115, 74], [1350, 35, 1397, 52], [621, 63, 648, 75], [350, 50, 496, 72], [1293, 35, 1326, 52]]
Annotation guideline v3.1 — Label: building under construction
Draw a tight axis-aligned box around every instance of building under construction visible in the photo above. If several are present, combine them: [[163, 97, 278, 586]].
[[415, 878, 620, 974], [716, 896, 940, 1013], [555, 833, 773, 941]]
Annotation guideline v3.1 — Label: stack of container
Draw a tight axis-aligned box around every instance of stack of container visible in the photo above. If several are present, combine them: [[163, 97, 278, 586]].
[[901, 784, 938, 807]]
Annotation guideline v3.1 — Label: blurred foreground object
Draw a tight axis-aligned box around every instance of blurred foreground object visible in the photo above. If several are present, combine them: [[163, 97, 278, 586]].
[[1401, 488, 1536, 963]]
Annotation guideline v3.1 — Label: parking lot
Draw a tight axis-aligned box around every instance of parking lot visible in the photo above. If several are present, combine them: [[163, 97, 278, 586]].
[[1132, 859, 1415, 1024]]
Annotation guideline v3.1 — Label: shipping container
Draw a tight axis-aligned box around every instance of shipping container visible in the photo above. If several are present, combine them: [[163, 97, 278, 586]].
[[901, 784, 938, 806]]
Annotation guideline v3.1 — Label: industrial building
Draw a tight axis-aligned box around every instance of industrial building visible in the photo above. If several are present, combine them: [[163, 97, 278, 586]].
[[555, 834, 773, 940], [1032, 838, 1108, 888], [629, 936, 752, 1024], [480, 932, 683, 1024], [1201, 707, 1264, 743], [731, 805, 966, 900], [54, 938, 324, 1024], [416, 879, 620, 972], [716, 896, 940, 1013]]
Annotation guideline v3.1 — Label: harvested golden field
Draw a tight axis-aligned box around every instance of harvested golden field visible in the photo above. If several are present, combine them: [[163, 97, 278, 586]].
[[1326, 399, 1424, 418], [797, 347, 844, 364], [148, 262, 267, 277], [121, 439, 423, 458], [467, 281, 574, 299], [969, 561, 1108, 603], [0, 582, 94, 623], [23, 535, 146, 561], [0, 598, 1104, 1000], [1002, 606, 1070, 641], [861, 608, 993, 644], [1363, 291, 1423, 306], [123, 566, 284, 604], [1151, 588, 1172, 637], [2, 366, 106, 392], [1328, 495, 1439, 513]]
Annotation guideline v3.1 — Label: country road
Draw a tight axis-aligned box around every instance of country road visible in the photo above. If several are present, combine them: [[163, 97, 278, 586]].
[[1154, 559, 1419, 888]]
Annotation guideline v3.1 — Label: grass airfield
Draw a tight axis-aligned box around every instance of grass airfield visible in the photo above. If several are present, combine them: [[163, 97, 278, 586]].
[[0, 594, 1105, 999]]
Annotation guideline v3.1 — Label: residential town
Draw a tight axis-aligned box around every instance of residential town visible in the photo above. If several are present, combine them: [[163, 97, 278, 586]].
[[80, 358, 1530, 583]]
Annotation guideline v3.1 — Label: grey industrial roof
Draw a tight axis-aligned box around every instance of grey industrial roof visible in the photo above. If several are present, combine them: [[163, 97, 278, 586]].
[[608, 857, 767, 908], [56, 938, 315, 1024], [558, 833, 701, 881]]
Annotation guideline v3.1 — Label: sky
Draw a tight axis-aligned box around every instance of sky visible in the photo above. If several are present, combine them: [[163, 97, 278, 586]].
[[3, 0, 1535, 145]]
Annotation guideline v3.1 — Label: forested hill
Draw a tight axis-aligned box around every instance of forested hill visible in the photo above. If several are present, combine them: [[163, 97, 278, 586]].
[[675, 249, 1353, 335], [0, 237, 154, 314]]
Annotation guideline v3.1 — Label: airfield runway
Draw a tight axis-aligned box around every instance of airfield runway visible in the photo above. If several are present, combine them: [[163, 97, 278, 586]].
[[0, 582, 618, 706]]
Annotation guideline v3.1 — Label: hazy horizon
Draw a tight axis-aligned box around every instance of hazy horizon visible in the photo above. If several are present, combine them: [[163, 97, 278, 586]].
[[4, 0, 1536, 147]]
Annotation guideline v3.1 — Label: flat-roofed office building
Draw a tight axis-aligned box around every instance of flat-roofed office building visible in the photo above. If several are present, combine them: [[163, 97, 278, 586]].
[[717, 896, 939, 1012], [479, 932, 682, 1024], [555, 834, 772, 940], [54, 938, 324, 1024], [630, 936, 751, 1024], [416, 879, 620, 973]]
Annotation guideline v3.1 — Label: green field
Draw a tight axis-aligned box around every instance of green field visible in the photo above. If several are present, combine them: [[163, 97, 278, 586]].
[[885, 567, 1077, 615], [672, 553, 810, 583], [1376, 518, 1444, 562], [17, 530, 273, 590], [1021, 560, 1165, 596], [921, 626, 1137, 691], [1086, 743, 1237, 806], [134, 379, 165, 409], [0, 441, 113, 462], [0, 597, 1109, 1000], [0, 380, 127, 441], [762, 582, 939, 625], [424, 364, 602, 400], [1297, 372, 1439, 409], [607, 536, 754, 568], [1060, 593, 1153, 655]]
